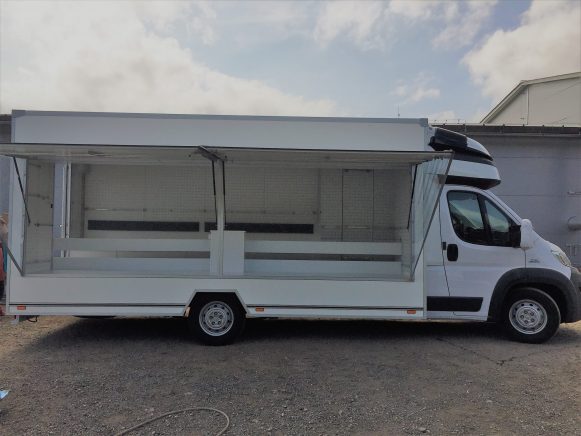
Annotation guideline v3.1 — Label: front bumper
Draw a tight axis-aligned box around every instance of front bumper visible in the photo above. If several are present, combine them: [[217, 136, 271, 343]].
[[569, 268, 581, 322], [572, 267, 581, 288]]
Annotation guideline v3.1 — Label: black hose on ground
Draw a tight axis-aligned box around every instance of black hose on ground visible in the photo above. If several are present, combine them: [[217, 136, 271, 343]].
[[115, 407, 230, 436]]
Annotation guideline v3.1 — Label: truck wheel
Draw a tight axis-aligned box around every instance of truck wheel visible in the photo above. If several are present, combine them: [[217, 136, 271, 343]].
[[188, 294, 246, 346], [502, 287, 560, 344]]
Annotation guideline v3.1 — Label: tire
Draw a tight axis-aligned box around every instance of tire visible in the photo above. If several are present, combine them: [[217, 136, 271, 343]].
[[502, 287, 561, 344], [188, 294, 246, 346]]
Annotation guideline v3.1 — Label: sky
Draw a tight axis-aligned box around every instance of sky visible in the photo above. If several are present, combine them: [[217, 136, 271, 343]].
[[0, 0, 580, 122]]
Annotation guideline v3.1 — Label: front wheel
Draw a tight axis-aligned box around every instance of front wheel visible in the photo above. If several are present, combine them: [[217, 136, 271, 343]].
[[188, 294, 246, 345], [502, 287, 561, 344]]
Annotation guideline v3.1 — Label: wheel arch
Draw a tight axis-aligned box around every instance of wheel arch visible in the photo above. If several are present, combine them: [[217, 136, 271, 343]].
[[488, 268, 580, 323], [184, 289, 247, 316]]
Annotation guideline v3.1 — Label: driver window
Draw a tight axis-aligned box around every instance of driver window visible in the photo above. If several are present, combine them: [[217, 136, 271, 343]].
[[447, 192, 487, 245], [483, 199, 511, 246]]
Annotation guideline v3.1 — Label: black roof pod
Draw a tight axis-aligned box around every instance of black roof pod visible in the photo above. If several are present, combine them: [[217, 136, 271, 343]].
[[429, 127, 492, 160]]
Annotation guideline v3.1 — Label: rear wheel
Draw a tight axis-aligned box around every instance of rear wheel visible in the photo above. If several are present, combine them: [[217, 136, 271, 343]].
[[502, 287, 560, 343], [188, 294, 245, 345]]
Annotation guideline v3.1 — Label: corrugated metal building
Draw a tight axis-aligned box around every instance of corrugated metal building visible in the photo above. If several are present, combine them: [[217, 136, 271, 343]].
[[481, 72, 581, 126]]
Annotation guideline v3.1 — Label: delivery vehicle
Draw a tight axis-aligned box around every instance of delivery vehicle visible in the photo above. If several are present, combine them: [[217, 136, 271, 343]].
[[1, 110, 579, 345]]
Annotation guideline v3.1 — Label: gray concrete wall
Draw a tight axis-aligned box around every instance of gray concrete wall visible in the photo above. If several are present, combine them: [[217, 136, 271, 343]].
[[488, 137, 580, 266]]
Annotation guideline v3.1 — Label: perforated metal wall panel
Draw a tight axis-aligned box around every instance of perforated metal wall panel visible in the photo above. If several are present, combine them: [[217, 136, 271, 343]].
[[24, 161, 54, 270], [225, 166, 319, 227], [82, 164, 214, 239]]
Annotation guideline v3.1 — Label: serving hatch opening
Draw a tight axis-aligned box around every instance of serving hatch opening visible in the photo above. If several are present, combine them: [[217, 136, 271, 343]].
[[0, 143, 451, 280]]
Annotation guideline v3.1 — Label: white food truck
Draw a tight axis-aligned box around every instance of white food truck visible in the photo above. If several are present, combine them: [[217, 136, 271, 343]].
[[1, 110, 579, 344]]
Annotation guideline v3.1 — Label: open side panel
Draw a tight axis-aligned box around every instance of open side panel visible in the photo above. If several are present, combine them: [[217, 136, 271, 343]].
[[214, 148, 451, 281], [0, 145, 217, 277], [58, 161, 217, 275], [0, 144, 450, 281], [0, 142, 451, 316], [409, 156, 453, 278], [6, 158, 26, 283], [221, 164, 410, 279]]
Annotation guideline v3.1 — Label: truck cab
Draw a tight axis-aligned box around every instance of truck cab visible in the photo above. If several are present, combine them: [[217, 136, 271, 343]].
[[426, 128, 581, 343]]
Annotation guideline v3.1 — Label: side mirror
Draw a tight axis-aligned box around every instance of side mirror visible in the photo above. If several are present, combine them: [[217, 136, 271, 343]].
[[519, 219, 536, 249], [509, 224, 521, 248]]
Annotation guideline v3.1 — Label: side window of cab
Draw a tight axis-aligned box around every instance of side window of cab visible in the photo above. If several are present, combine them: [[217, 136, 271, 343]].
[[483, 198, 512, 246], [447, 191, 515, 247]]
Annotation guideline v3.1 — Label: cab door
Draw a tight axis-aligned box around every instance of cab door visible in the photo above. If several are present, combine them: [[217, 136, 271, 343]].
[[439, 186, 525, 319], [425, 203, 450, 298]]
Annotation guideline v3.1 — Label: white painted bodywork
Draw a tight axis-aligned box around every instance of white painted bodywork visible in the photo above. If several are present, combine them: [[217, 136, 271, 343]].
[[4, 110, 571, 326], [448, 160, 500, 182], [11, 111, 429, 152], [424, 185, 573, 321], [8, 273, 425, 318], [437, 186, 525, 320]]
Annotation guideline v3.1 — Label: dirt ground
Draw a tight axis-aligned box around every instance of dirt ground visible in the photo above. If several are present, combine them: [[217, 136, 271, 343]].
[[0, 316, 579, 436]]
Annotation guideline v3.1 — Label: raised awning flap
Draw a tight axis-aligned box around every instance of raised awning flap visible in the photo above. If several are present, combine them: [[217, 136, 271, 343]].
[[213, 147, 450, 169], [0, 143, 208, 165], [0, 142, 451, 168]]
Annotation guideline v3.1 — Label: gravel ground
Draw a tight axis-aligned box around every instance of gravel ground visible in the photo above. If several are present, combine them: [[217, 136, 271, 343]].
[[0, 315, 580, 435]]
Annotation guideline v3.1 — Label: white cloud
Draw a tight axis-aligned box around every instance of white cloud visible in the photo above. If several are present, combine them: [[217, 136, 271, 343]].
[[393, 85, 408, 97], [432, 1, 497, 49], [387, 0, 442, 21], [313, 1, 385, 50], [227, 1, 310, 28], [188, 2, 218, 45], [133, 2, 194, 33], [463, 0, 581, 101], [212, 1, 313, 49], [391, 74, 441, 105], [409, 87, 440, 103], [0, 1, 337, 116], [313, 1, 496, 51]]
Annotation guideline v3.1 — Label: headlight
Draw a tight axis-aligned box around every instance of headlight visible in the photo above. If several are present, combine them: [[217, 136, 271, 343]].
[[551, 248, 572, 268]]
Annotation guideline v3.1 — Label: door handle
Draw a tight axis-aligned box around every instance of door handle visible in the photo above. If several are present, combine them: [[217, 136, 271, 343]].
[[447, 243, 459, 262]]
